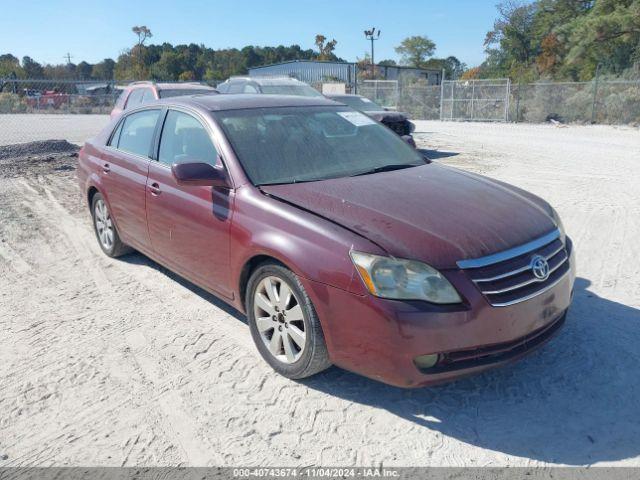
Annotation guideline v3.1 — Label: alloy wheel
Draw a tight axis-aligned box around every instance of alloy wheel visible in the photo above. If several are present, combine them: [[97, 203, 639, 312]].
[[253, 276, 306, 364], [94, 198, 114, 251]]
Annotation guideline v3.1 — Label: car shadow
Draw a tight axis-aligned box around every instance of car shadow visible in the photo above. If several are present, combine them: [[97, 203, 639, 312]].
[[119, 251, 247, 324], [419, 148, 459, 160], [300, 277, 640, 465], [113, 253, 640, 464]]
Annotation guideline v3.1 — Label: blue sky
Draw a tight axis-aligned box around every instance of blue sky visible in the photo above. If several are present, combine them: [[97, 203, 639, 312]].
[[1, 0, 498, 67]]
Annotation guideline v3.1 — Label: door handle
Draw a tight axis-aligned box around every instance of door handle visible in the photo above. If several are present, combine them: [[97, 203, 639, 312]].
[[102, 163, 110, 174], [149, 182, 161, 196]]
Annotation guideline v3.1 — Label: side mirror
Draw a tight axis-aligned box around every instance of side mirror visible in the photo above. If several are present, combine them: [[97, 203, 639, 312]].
[[171, 161, 230, 188], [401, 135, 417, 149]]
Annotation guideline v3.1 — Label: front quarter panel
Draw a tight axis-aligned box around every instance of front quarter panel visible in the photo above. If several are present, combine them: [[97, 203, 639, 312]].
[[228, 186, 382, 308]]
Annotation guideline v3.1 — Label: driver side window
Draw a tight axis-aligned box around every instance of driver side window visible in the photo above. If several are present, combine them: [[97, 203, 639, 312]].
[[158, 110, 219, 167]]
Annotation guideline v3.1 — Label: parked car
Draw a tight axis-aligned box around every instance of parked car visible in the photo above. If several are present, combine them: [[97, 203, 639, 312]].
[[24, 89, 70, 109], [78, 94, 575, 388], [217, 76, 323, 97], [326, 94, 415, 144], [110, 81, 218, 118]]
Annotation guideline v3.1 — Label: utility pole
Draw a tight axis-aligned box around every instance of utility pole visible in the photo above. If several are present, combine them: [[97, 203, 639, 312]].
[[364, 28, 381, 77], [63, 53, 73, 65]]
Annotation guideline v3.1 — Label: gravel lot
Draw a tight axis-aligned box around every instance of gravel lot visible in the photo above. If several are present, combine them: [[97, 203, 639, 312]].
[[0, 114, 110, 147], [0, 119, 639, 467]]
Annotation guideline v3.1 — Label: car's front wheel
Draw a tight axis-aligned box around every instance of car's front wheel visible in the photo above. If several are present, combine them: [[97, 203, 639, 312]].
[[246, 262, 331, 379], [91, 192, 131, 258]]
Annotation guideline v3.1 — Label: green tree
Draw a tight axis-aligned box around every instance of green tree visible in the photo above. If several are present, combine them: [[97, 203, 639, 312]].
[[395, 35, 436, 67], [75, 61, 93, 80], [22, 56, 44, 78], [0, 54, 23, 78], [483, 1, 538, 79], [564, 0, 640, 79], [91, 59, 116, 79]]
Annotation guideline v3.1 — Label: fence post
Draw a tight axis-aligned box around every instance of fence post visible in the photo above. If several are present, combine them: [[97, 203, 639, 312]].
[[450, 79, 455, 120], [515, 81, 521, 122], [591, 63, 601, 124], [439, 69, 445, 121], [470, 80, 475, 121], [505, 78, 511, 122]]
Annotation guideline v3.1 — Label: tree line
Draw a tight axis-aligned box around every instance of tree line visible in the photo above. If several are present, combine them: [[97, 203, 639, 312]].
[[469, 0, 640, 81], [1, 0, 638, 85]]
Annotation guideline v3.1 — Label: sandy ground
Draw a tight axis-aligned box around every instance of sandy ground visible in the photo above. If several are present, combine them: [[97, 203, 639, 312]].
[[0, 114, 110, 147], [0, 120, 639, 467]]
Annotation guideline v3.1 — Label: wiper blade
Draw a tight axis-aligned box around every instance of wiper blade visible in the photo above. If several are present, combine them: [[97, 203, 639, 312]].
[[351, 163, 421, 177], [256, 178, 319, 186]]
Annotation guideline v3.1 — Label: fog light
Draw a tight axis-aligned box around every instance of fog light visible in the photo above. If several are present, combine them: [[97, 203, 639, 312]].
[[414, 354, 440, 370]]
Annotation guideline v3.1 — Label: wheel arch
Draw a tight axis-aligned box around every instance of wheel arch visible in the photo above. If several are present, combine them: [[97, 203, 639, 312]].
[[238, 254, 289, 310]]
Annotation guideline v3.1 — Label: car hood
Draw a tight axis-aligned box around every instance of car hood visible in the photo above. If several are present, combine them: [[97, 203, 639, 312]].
[[260, 164, 556, 268], [365, 110, 408, 122]]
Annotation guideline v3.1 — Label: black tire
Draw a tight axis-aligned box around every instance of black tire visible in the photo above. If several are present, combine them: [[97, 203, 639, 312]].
[[246, 262, 331, 379], [91, 192, 132, 258]]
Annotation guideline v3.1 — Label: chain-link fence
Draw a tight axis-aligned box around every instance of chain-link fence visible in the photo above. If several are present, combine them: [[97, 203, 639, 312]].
[[0, 79, 121, 146], [511, 80, 640, 123], [2, 76, 639, 146], [354, 78, 640, 124], [440, 79, 511, 121]]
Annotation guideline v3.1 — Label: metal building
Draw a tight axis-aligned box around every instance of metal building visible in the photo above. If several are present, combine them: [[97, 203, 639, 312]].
[[248, 60, 358, 87], [248, 60, 441, 90]]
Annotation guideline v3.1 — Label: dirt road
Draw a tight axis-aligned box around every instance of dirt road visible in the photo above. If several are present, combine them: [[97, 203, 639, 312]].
[[1, 122, 639, 467]]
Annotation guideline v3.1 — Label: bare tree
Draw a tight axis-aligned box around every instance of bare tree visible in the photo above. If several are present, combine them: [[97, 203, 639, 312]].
[[132, 26, 153, 48], [131, 26, 153, 79]]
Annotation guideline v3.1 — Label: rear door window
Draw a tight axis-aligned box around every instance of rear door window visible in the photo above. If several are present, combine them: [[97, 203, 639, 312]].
[[158, 110, 219, 166], [125, 88, 145, 109], [140, 88, 156, 104], [117, 109, 161, 157]]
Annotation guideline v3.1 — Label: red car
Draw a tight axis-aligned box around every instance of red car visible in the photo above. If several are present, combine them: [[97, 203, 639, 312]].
[[78, 95, 575, 388], [110, 81, 218, 119]]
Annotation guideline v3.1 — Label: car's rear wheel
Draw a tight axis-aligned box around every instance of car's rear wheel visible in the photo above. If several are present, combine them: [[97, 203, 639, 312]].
[[246, 262, 331, 379], [91, 193, 131, 258]]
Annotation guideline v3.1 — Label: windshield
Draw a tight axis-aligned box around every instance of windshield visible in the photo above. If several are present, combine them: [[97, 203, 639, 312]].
[[158, 89, 216, 98], [259, 84, 323, 97], [214, 106, 425, 186], [333, 96, 383, 112]]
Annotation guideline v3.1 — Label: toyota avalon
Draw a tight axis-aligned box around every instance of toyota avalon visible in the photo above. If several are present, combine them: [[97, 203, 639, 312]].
[[77, 94, 575, 387]]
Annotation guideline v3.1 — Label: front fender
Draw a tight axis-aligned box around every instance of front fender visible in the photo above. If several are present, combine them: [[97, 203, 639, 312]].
[[228, 187, 382, 308]]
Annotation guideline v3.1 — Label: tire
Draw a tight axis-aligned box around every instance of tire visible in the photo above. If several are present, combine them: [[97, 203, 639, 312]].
[[246, 262, 331, 379], [91, 192, 132, 258]]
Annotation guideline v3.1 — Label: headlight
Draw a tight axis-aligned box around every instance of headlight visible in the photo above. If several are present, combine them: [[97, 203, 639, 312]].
[[350, 251, 462, 304]]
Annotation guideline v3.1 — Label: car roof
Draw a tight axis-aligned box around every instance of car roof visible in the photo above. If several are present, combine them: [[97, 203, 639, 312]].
[[156, 93, 340, 111], [227, 76, 308, 86], [325, 94, 361, 98], [126, 81, 215, 91], [155, 82, 216, 90]]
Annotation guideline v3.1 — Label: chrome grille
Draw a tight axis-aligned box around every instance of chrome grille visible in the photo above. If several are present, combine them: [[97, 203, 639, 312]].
[[457, 229, 571, 307]]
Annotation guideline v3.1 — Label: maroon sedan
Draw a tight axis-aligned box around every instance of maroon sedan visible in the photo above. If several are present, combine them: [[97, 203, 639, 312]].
[[77, 94, 575, 388]]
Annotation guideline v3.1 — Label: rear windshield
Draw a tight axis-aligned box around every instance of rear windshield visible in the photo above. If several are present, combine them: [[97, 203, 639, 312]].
[[259, 85, 323, 97], [214, 106, 424, 186], [158, 89, 216, 98]]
